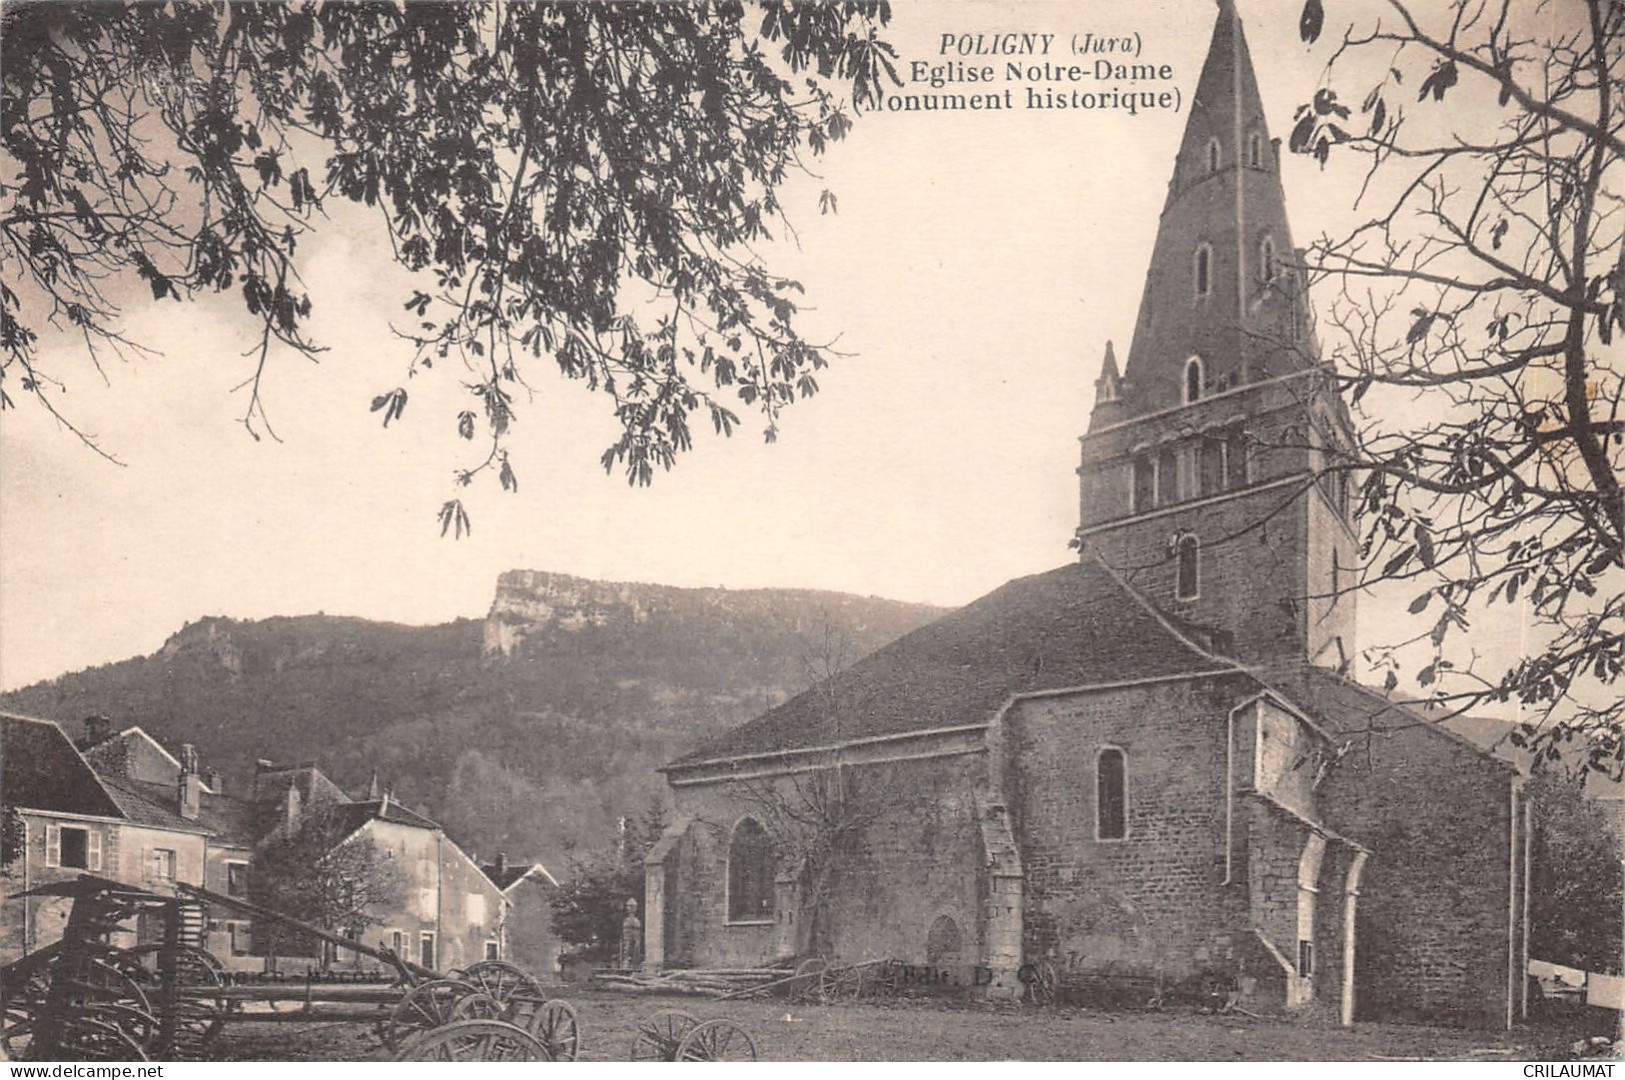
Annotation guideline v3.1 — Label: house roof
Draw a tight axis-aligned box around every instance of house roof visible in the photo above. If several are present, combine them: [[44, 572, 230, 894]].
[[1, 713, 125, 819], [333, 798, 440, 834], [480, 861, 559, 891], [96, 776, 211, 834], [669, 556, 1234, 767]]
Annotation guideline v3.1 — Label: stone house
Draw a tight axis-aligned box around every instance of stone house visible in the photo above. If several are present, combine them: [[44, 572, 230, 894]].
[[647, 2, 1530, 1029], [479, 854, 563, 977], [2, 716, 511, 977]]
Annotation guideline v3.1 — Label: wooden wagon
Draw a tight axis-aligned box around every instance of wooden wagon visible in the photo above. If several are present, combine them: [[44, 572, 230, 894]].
[[1, 874, 577, 1062]]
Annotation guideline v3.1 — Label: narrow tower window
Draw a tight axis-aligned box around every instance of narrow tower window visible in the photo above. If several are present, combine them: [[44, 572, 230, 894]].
[[1132, 455, 1155, 514], [1195, 245, 1212, 297], [1176, 534, 1200, 600], [1184, 356, 1204, 404], [1260, 237, 1276, 282], [1096, 747, 1127, 841], [1157, 446, 1179, 505], [1207, 138, 1221, 175], [1226, 428, 1250, 488], [1249, 132, 1263, 168]]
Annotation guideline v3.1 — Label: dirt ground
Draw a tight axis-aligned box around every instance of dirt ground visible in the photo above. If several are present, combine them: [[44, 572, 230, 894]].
[[211, 987, 1601, 1062]]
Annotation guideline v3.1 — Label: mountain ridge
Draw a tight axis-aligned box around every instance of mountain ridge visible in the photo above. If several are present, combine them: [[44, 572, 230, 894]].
[[1, 571, 945, 866]]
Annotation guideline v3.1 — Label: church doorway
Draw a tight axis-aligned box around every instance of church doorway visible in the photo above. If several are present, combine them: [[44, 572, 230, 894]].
[[925, 914, 963, 968]]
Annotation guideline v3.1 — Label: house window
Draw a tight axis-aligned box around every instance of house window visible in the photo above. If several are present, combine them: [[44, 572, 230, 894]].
[[1184, 356, 1204, 404], [1260, 236, 1277, 283], [226, 861, 249, 897], [1249, 132, 1263, 168], [1156, 446, 1179, 506], [1207, 138, 1220, 175], [1298, 939, 1315, 977], [228, 922, 250, 957], [485, 941, 500, 961], [1195, 245, 1212, 297], [46, 825, 98, 870], [1176, 535, 1200, 600], [727, 817, 774, 922], [419, 931, 436, 969], [391, 930, 406, 955], [1096, 748, 1128, 841], [1132, 455, 1155, 514], [149, 848, 176, 881]]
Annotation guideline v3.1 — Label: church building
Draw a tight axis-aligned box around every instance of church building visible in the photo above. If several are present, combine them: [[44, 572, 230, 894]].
[[647, 2, 1530, 1028]]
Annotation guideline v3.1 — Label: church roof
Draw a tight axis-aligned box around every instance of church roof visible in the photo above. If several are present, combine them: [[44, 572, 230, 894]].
[[1258, 664, 1519, 775], [668, 555, 1235, 767]]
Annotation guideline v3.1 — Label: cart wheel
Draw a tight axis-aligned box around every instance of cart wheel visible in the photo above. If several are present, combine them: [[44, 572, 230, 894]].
[[384, 978, 478, 1051], [450, 992, 503, 1021], [675, 1018, 758, 1061], [525, 999, 579, 1061], [393, 1019, 552, 1062], [631, 1008, 698, 1061], [458, 960, 544, 1008], [116, 943, 227, 1056], [42, 1013, 150, 1062]]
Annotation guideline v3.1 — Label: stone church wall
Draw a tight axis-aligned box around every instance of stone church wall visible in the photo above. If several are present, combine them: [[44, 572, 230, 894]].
[[1319, 724, 1521, 1026], [663, 749, 988, 979], [1006, 676, 1251, 988]]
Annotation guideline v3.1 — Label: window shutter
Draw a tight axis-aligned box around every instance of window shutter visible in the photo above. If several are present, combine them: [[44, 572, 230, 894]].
[[45, 824, 60, 867], [88, 830, 103, 871]]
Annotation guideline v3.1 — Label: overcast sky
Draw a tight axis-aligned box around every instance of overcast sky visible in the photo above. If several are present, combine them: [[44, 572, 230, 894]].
[[0, 1, 1473, 691]]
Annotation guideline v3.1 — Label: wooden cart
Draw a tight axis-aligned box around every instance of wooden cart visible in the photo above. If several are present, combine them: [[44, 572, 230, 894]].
[[2, 875, 577, 1062]]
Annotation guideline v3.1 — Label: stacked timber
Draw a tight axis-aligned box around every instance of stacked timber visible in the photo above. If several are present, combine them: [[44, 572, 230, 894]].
[[592, 965, 793, 997]]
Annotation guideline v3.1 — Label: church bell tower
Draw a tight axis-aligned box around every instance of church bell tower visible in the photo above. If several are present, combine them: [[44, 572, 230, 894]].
[[1077, 0, 1358, 668]]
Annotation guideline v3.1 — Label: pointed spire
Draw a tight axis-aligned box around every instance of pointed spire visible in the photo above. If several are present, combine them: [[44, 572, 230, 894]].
[[1091, 340, 1128, 425], [367, 769, 380, 800], [1098, 0, 1315, 428], [1098, 340, 1120, 388]]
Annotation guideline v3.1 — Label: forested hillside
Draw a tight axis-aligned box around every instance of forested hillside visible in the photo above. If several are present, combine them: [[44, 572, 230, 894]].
[[2, 573, 942, 869]]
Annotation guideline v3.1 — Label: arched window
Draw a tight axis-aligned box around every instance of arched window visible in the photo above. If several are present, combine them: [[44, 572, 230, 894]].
[[1194, 245, 1212, 297], [1207, 138, 1221, 175], [1184, 355, 1204, 404], [1176, 534, 1200, 600], [1096, 747, 1127, 841], [1248, 132, 1263, 168], [727, 817, 774, 922], [1260, 236, 1276, 283]]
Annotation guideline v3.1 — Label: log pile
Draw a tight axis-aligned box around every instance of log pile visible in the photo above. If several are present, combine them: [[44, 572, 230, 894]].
[[592, 965, 796, 998]]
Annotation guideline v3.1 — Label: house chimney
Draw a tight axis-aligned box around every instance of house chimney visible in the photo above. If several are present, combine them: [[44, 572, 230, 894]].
[[284, 779, 303, 833], [82, 714, 112, 748], [205, 770, 224, 795], [380, 790, 391, 816], [496, 852, 507, 874], [178, 743, 203, 820], [367, 770, 380, 800]]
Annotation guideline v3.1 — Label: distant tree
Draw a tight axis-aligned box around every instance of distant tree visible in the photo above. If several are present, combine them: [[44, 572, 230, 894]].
[[0, 804, 24, 868], [1528, 774, 1622, 974], [1, 2, 897, 529], [247, 807, 406, 963], [548, 801, 665, 962], [1291, 0, 1625, 777]]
